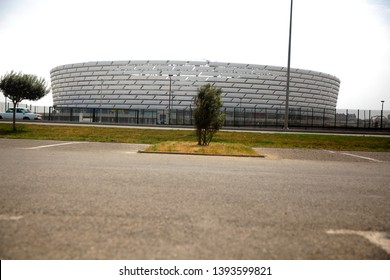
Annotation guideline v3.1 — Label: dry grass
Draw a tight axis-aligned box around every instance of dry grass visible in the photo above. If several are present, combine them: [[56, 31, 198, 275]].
[[146, 141, 259, 156]]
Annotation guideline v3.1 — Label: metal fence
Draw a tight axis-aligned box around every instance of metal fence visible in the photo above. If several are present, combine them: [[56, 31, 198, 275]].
[[1, 103, 389, 130]]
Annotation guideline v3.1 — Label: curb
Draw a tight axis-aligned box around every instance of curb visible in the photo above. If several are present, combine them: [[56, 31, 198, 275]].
[[138, 150, 265, 158]]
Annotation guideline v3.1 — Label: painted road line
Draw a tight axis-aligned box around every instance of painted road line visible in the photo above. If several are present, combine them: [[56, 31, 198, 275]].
[[340, 152, 383, 163], [23, 142, 84, 150], [327, 229, 390, 254], [0, 214, 24, 221], [324, 150, 383, 162]]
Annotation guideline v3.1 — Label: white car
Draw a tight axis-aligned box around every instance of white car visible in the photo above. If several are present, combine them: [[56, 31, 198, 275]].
[[0, 108, 42, 120]]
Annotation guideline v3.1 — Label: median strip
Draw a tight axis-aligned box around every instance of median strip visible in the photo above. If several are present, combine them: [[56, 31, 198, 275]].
[[142, 141, 265, 157], [138, 150, 265, 158]]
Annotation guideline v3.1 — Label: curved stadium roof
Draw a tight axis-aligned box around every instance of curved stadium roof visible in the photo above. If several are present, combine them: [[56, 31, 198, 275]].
[[51, 60, 340, 111]]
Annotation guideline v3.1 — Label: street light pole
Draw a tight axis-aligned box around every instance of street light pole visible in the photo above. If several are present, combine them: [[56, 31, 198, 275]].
[[100, 80, 103, 123], [168, 74, 173, 125], [381, 100, 385, 129], [284, 0, 293, 130]]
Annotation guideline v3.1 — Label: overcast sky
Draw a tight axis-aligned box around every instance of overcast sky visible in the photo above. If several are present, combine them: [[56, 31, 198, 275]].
[[1, 0, 389, 109]]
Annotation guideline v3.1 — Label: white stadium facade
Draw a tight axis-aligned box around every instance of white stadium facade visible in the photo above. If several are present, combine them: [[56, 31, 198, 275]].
[[50, 60, 340, 126]]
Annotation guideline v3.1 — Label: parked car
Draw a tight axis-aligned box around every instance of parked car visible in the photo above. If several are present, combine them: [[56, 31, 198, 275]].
[[0, 108, 42, 120]]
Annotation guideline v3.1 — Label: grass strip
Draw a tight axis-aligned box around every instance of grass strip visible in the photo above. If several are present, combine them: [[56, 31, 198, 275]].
[[145, 141, 259, 156], [0, 123, 389, 152]]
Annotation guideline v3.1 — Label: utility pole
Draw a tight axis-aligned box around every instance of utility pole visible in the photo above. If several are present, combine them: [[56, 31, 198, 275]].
[[100, 79, 103, 123], [284, 0, 293, 130]]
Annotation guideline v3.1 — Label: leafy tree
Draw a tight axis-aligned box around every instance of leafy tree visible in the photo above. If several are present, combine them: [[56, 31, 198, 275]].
[[0, 71, 50, 131], [193, 84, 225, 145]]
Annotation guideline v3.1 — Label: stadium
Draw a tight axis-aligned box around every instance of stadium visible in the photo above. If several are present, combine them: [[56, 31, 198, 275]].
[[50, 60, 340, 126]]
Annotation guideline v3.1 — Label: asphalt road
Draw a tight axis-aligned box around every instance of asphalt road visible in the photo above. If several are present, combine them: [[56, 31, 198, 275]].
[[0, 139, 389, 259]]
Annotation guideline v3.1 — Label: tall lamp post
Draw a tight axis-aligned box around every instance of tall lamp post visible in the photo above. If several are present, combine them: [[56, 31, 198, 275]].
[[381, 100, 385, 129], [168, 74, 173, 125], [284, 0, 293, 130], [100, 79, 103, 123]]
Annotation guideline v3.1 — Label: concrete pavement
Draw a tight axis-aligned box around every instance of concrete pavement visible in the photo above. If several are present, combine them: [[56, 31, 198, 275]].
[[0, 139, 389, 259]]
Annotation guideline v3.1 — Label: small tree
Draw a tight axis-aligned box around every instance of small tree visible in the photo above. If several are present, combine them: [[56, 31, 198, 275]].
[[194, 84, 225, 146], [0, 71, 50, 131]]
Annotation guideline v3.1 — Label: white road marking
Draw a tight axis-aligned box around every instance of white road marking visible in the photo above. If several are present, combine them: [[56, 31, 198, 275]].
[[324, 150, 383, 162], [23, 142, 84, 150], [340, 152, 383, 163], [0, 215, 24, 221], [327, 229, 390, 254]]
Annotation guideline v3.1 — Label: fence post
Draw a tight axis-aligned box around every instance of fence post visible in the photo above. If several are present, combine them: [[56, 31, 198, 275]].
[[254, 107, 257, 126], [115, 110, 119, 123], [191, 107, 194, 126], [299, 108, 302, 127], [223, 108, 226, 126], [305, 108, 309, 128], [346, 109, 348, 128], [368, 110, 371, 128], [322, 108, 325, 128], [363, 110, 366, 128], [243, 108, 246, 127], [357, 110, 360, 128], [233, 107, 236, 126], [311, 108, 314, 128]]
